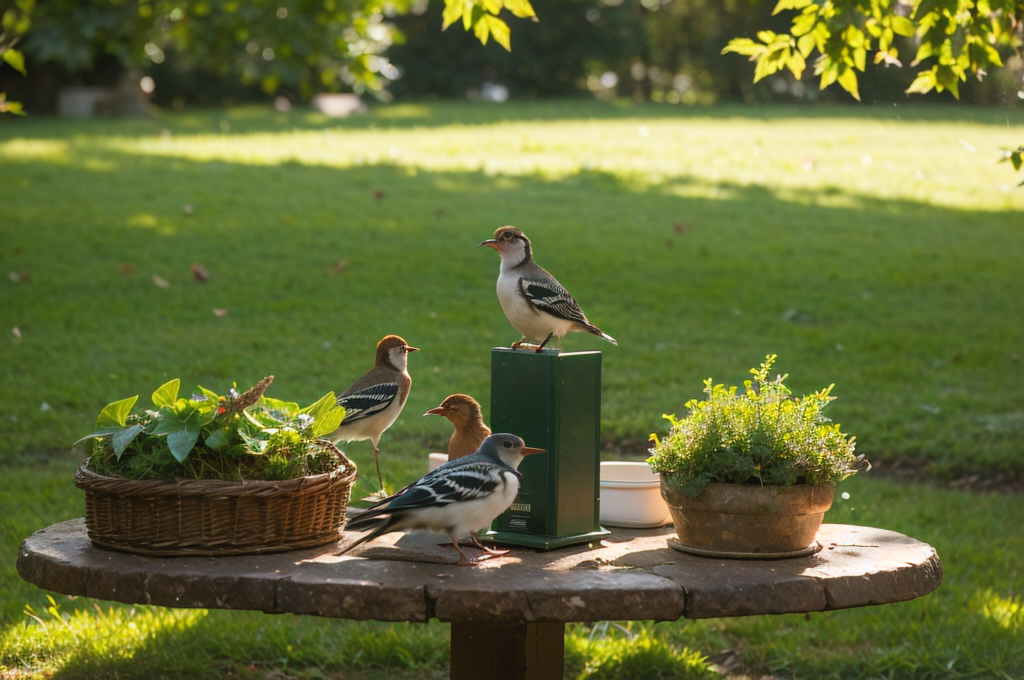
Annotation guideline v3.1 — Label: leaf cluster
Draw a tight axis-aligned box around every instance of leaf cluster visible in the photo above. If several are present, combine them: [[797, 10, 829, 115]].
[[723, 0, 1023, 102], [441, 0, 536, 51], [647, 355, 865, 497], [78, 378, 346, 482]]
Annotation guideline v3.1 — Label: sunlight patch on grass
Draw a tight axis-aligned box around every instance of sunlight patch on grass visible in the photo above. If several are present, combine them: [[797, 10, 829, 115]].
[[976, 589, 1024, 632], [2, 600, 206, 675], [29, 108, 1017, 213], [126, 212, 177, 234], [0, 139, 70, 163]]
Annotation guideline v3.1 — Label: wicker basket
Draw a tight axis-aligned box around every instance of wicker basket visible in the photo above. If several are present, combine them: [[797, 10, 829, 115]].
[[74, 446, 357, 556]]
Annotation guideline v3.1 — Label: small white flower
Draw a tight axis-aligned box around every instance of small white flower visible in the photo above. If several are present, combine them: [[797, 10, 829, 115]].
[[297, 413, 315, 430]]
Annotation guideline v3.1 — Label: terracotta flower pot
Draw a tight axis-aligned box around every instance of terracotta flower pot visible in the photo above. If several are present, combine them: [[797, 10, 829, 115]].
[[661, 479, 834, 559]]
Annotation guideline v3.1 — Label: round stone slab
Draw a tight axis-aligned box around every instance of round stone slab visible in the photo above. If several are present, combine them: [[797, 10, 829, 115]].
[[17, 520, 942, 623]]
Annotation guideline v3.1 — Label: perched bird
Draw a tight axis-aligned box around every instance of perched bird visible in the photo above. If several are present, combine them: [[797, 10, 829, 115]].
[[338, 433, 544, 565], [479, 226, 617, 352], [329, 335, 418, 493], [423, 393, 491, 461]]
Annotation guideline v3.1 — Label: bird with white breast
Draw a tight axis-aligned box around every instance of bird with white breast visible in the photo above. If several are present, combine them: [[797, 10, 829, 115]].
[[329, 334, 417, 496], [479, 226, 617, 352], [338, 433, 544, 565], [424, 393, 491, 461]]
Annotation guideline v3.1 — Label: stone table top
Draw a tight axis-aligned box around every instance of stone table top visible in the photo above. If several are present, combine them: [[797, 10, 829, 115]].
[[17, 520, 942, 624]]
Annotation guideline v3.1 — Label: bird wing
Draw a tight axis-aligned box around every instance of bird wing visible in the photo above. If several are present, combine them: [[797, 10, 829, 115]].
[[346, 461, 515, 530], [518, 275, 590, 326], [336, 382, 399, 425]]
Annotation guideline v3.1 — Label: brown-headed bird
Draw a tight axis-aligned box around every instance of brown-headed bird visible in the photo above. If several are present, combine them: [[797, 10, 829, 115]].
[[424, 393, 491, 461], [329, 335, 418, 493]]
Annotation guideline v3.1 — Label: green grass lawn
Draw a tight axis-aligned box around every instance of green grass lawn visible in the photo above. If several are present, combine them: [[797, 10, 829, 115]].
[[1, 100, 1023, 678]]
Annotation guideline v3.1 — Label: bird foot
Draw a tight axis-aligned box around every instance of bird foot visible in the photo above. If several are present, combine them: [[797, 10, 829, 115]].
[[481, 547, 510, 557]]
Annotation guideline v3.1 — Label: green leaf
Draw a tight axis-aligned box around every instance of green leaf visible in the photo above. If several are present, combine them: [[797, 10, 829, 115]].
[[837, 65, 860, 100], [773, 0, 813, 14], [486, 15, 512, 51], [503, 0, 536, 19], [906, 69, 937, 94], [73, 426, 125, 447], [112, 424, 144, 460], [151, 379, 180, 407], [2, 48, 26, 75], [311, 404, 346, 438], [204, 428, 232, 450], [167, 427, 201, 463], [891, 16, 916, 37], [721, 38, 761, 56], [260, 397, 301, 418], [441, 0, 465, 30], [96, 396, 138, 429]]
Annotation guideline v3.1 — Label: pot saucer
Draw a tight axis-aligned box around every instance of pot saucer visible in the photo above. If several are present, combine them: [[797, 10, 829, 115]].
[[667, 537, 822, 560]]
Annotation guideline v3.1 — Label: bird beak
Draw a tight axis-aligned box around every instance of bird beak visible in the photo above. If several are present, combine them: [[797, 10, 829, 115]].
[[423, 406, 446, 417], [478, 239, 499, 251], [520, 446, 545, 456], [405, 345, 419, 353]]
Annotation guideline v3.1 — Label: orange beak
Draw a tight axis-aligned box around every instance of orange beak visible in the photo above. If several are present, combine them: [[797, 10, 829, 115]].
[[520, 446, 545, 456], [423, 406, 447, 417], [405, 345, 419, 353], [478, 239, 499, 251]]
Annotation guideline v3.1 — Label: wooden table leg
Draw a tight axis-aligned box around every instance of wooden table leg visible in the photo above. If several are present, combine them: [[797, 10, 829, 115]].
[[450, 621, 564, 680]]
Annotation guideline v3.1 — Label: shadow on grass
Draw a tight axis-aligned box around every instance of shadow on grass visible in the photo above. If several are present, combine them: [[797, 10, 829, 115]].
[[0, 100, 1021, 139]]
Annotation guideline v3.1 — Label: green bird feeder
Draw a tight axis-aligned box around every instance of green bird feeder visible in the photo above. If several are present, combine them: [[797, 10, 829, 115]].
[[485, 348, 610, 550]]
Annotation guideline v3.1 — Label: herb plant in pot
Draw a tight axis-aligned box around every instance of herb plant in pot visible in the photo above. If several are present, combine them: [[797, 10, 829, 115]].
[[647, 355, 866, 559], [73, 376, 358, 556]]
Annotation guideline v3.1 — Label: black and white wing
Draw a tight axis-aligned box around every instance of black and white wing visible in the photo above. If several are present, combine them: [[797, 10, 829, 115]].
[[346, 461, 515, 530], [518, 275, 589, 325], [336, 382, 398, 425]]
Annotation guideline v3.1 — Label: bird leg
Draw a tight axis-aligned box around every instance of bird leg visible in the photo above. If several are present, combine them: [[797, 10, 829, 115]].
[[510, 337, 527, 350], [469, 532, 509, 557], [372, 444, 385, 495], [448, 533, 478, 566], [534, 332, 554, 353]]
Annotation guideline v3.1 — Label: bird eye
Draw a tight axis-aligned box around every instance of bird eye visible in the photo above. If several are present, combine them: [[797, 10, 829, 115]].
[[503, 441, 513, 448]]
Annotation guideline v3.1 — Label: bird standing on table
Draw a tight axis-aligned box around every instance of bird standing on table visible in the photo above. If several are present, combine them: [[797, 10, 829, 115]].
[[423, 393, 491, 460], [338, 433, 544, 565], [479, 226, 617, 352], [329, 334, 418, 494]]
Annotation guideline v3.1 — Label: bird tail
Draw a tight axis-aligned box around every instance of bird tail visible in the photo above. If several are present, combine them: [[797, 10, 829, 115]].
[[336, 514, 397, 556]]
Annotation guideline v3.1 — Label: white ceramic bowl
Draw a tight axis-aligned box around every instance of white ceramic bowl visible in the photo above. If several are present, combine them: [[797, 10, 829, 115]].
[[428, 453, 449, 471], [599, 461, 671, 528]]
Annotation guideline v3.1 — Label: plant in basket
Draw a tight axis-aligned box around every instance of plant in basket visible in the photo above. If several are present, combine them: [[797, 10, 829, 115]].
[[647, 355, 868, 558], [73, 376, 359, 556]]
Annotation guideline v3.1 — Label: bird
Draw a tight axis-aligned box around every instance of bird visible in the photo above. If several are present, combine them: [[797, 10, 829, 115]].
[[338, 433, 544, 565], [479, 225, 617, 352], [423, 394, 491, 461], [329, 334, 418, 494]]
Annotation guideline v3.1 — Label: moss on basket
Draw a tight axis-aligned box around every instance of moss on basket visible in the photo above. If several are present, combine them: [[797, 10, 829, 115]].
[[647, 355, 865, 497], [78, 377, 346, 482]]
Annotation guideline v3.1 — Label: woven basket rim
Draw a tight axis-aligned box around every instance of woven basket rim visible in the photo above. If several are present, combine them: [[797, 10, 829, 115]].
[[75, 445, 357, 498]]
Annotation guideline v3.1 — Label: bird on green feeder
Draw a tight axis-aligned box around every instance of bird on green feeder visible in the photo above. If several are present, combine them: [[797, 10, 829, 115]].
[[479, 226, 617, 352]]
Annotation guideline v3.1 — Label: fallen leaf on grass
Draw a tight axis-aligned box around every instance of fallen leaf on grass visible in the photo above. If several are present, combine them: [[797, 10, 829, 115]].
[[183, 204, 195, 215], [152, 274, 171, 289], [118, 263, 134, 275], [674, 222, 688, 234], [373, 189, 384, 200], [330, 260, 348, 274], [191, 262, 210, 282], [212, 308, 228, 317], [12, 326, 22, 340], [7, 271, 29, 283]]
